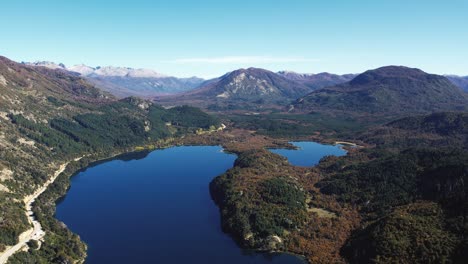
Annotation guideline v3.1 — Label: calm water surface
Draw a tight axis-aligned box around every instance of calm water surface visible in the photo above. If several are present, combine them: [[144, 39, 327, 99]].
[[269, 141, 346, 167], [56, 146, 305, 264]]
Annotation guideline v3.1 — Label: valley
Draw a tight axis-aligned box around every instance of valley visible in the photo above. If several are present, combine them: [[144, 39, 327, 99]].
[[0, 54, 467, 264], [2, 1, 467, 263]]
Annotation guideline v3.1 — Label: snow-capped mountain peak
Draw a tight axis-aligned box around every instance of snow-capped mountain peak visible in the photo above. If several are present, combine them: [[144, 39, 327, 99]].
[[92, 66, 168, 78], [25, 61, 169, 78], [68, 64, 96, 76], [23, 61, 66, 70]]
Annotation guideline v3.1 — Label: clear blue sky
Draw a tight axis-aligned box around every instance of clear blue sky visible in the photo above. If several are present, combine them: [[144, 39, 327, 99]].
[[1, 0, 467, 78]]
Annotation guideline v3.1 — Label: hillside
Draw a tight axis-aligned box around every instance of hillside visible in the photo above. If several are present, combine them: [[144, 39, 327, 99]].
[[0, 56, 220, 263], [359, 112, 468, 149], [312, 111, 468, 263], [292, 66, 468, 117], [156, 67, 314, 110], [318, 147, 468, 264]]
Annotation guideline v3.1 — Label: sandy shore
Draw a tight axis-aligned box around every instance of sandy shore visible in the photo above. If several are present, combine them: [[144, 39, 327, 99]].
[[334, 141, 358, 146]]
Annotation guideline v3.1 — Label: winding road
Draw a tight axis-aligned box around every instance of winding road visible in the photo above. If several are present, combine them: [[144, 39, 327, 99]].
[[0, 157, 81, 264]]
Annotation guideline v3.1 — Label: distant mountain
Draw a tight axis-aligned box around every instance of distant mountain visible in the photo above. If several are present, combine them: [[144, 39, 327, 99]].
[[446, 75, 468, 92], [84, 75, 204, 98], [278, 71, 356, 89], [70, 65, 169, 78], [24, 61, 204, 98], [23, 61, 67, 70], [292, 66, 468, 116], [200, 68, 312, 100], [156, 68, 314, 109]]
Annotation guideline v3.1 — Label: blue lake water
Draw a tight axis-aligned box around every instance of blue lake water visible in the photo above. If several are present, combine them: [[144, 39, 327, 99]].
[[55, 146, 305, 264], [269, 142, 346, 167]]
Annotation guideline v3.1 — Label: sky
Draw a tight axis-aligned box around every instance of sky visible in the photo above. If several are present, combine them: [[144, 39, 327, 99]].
[[1, 0, 467, 78]]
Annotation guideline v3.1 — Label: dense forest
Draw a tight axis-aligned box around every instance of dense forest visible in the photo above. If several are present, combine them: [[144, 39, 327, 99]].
[[228, 112, 364, 138], [359, 112, 468, 150], [311, 113, 468, 263], [10, 99, 220, 156], [317, 148, 468, 263], [210, 146, 360, 263], [208, 111, 468, 263], [211, 150, 309, 248]]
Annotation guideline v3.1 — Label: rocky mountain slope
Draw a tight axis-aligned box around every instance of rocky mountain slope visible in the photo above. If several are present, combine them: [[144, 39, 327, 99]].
[[156, 68, 315, 110]]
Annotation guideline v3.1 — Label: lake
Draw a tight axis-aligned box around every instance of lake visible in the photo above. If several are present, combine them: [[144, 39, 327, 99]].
[[269, 141, 346, 167], [55, 146, 305, 263]]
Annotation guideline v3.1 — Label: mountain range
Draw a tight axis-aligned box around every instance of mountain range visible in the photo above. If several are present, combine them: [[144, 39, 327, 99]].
[[155, 68, 356, 110], [23, 61, 204, 98], [21, 60, 468, 117], [24, 61, 169, 78], [22, 61, 359, 103], [3, 54, 468, 264]]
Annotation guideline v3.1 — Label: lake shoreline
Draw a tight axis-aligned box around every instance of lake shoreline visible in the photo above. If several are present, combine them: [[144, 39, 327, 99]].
[[54, 145, 308, 263], [8, 140, 181, 263], [5, 127, 351, 263], [209, 139, 357, 263]]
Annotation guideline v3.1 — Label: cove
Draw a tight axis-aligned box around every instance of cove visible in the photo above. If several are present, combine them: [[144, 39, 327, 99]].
[[269, 142, 347, 167], [55, 146, 304, 264]]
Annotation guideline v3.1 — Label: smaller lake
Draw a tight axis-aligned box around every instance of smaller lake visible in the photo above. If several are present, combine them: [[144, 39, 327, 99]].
[[269, 142, 346, 167]]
